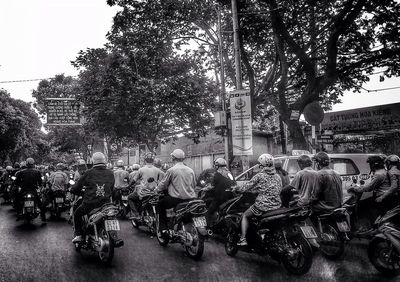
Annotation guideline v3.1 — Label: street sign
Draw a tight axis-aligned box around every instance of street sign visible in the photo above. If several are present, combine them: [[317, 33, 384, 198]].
[[229, 89, 253, 156], [45, 98, 82, 126], [317, 134, 334, 144], [110, 143, 118, 151]]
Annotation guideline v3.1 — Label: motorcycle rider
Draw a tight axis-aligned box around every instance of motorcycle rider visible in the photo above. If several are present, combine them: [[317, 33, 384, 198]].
[[285, 155, 318, 207], [275, 159, 290, 187], [312, 152, 343, 214], [113, 160, 130, 205], [74, 159, 88, 182], [128, 153, 165, 218], [43, 163, 69, 210], [349, 154, 395, 215], [12, 162, 21, 177], [154, 149, 197, 236], [202, 158, 236, 225], [129, 164, 141, 185], [0, 166, 14, 199], [71, 152, 114, 243], [233, 154, 282, 246], [380, 155, 400, 204], [14, 158, 46, 222]]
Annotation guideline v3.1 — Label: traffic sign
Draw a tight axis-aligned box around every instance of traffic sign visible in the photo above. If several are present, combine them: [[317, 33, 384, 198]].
[[304, 101, 324, 125], [110, 143, 118, 151]]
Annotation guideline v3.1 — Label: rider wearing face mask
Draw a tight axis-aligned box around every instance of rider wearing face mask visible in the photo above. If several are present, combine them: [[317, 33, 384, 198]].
[[154, 149, 196, 235], [71, 152, 114, 243]]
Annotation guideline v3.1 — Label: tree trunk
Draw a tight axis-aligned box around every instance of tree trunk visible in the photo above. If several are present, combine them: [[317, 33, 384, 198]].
[[286, 119, 308, 151]]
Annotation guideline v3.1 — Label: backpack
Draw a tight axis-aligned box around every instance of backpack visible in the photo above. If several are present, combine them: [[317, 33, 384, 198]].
[[51, 171, 66, 191]]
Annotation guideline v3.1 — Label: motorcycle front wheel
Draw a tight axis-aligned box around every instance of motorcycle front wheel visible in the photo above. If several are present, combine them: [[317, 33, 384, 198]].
[[319, 223, 344, 260], [368, 237, 400, 276], [281, 235, 313, 275], [184, 223, 204, 260], [98, 228, 114, 264]]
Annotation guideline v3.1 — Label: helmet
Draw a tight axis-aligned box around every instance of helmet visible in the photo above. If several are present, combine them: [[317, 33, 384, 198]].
[[26, 158, 35, 166], [258, 154, 274, 167], [77, 159, 86, 166], [131, 164, 140, 170], [6, 166, 13, 171], [313, 152, 330, 167], [116, 160, 124, 167], [162, 163, 170, 171], [171, 149, 185, 160], [366, 154, 386, 171], [154, 158, 162, 168], [144, 152, 155, 163], [92, 152, 106, 165], [13, 162, 20, 169], [214, 158, 227, 167], [385, 154, 400, 166], [20, 161, 27, 168], [56, 163, 65, 170], [297, 155, 312, 168]]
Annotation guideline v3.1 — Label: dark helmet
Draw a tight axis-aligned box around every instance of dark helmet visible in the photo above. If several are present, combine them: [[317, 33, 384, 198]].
[[367, 155, 386, 170], [13, 162, 20, 169], [313, 152, 330, 167], [144, 152, 155, 163], [297, 155, 312, 167]]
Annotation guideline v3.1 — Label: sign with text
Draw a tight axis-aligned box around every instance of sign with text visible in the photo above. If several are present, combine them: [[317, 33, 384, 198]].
[[45, 98, 82, 125], [321, 103, 400, 133], [229, 89, 253, 156]]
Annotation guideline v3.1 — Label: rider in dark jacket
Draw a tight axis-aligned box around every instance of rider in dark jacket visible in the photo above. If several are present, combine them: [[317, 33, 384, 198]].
[[71, 152, 114, 243], [14, 158, 46, 222]]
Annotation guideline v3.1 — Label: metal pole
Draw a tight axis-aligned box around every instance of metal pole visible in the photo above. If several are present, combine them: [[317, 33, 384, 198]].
[[231, 0, 242, 90], [312, 125, 316, 154], [217, 5, 230, 166]]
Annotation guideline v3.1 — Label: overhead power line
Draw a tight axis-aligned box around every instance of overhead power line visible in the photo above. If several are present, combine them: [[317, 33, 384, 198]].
[[0, 76, 77, 84], [360, 86, 400, 92]]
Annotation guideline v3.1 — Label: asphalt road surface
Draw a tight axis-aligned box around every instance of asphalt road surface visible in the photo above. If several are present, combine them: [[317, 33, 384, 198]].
[[0, 204, 397, 282]]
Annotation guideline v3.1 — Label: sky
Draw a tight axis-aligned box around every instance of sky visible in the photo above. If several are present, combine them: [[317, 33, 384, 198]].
[[0, 0, 399, 113]]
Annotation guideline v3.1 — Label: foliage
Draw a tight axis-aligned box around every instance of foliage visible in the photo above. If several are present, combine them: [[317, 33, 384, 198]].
[[0, 89, 47, 164]]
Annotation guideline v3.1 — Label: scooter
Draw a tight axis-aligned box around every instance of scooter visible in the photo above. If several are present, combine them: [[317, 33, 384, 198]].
[[71, 193, 124, 264], [131, 193, 159, 234], [20, 190, 40, 224], [154, 194, 209, 260]]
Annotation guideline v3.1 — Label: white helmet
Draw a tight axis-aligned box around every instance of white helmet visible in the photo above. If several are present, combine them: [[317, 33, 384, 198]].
[[92, 152, 106, 165], [214, 158, 227, 167], [171, 149, 185, 160], [116, 160, 124, 167], [258, 154, 274, 167], [131, 164, 140, 170]]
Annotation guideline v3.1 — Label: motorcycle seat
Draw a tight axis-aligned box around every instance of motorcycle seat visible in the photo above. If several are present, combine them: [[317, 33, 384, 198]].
[[88, 203, 115, 216], [174, 199, 204, 212], [260, 206, 303, 218], [218, 197, 239, 211], [318, 207, 347, 219]]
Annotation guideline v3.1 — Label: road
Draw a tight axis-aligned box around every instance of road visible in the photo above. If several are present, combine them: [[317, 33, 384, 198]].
[[0, 204, 397, 282]]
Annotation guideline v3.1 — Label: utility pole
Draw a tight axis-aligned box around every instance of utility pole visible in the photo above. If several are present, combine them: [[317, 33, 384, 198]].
[[231, 0, 242, 89]]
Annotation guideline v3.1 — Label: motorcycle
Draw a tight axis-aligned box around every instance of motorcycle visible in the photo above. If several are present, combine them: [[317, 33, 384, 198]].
[[118, 185, 133, 219], [20, 190, 40, 224], [223, 193, 315, 275], [131, 193, 158, 234], [0, 176, 14, 204], [154, 195, 209, 260], [49, 189, 69, 219], [71, 195, 124, 264]]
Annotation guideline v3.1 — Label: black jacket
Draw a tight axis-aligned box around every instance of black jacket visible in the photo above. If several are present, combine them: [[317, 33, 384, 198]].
[[15, 167, 42, 193], [71, 165, 114, 205]]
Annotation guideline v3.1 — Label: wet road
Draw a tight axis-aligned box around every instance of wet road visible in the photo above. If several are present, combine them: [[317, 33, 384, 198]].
[[0, 204, 397, 282]]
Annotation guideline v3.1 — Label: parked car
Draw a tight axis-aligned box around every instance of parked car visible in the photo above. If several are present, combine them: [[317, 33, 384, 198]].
[[235, 153, 375, 203]]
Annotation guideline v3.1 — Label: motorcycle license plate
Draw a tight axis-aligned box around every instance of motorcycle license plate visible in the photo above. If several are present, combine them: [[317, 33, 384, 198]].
[[121, 195, 128, 201], [337, 221, 350, 232], [24, 201, 35, 208], [55, 197, 64, 203], [300, 226, 318, 239], [193, 216, 207, 228], [105, 219, 120, 231]]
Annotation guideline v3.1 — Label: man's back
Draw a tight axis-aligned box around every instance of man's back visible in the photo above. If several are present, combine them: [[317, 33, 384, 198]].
[[290, 167, 318, 205], [50, 171, 68, 191], [114, 168, 129, 188], [135, 165, 165, 185], [16, 168, 42, 192], [159, 162, 196, 199], [313, 168, 343, 212]]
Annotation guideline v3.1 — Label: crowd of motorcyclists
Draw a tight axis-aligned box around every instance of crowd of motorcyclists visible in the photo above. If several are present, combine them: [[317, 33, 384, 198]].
[[1, 149, 400, 275]]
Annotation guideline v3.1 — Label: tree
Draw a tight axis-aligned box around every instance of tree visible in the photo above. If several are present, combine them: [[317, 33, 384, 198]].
[[0, 90, 46, 163], [72, 1, 219, 151], [224, 0, 400, 148]]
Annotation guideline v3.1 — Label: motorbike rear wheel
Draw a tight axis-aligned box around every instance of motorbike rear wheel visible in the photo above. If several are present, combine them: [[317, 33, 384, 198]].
[[156, 215, 169, 247], [98, 228, 114, 264], [368, 237, 400, 276], [184, 223, 205, 260], [225, 227, 239, 257], [281, 235, 313, 275], [319, 223, 344, 260]]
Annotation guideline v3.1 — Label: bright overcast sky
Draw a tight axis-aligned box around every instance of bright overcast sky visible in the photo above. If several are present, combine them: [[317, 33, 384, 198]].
[[0, 0, 399, 112]]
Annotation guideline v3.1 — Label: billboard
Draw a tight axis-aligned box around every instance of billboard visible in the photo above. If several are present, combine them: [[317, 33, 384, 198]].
[[321, 103, 400, 133], [45, 98, 82, 126], [229, 89, 253, 156]]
